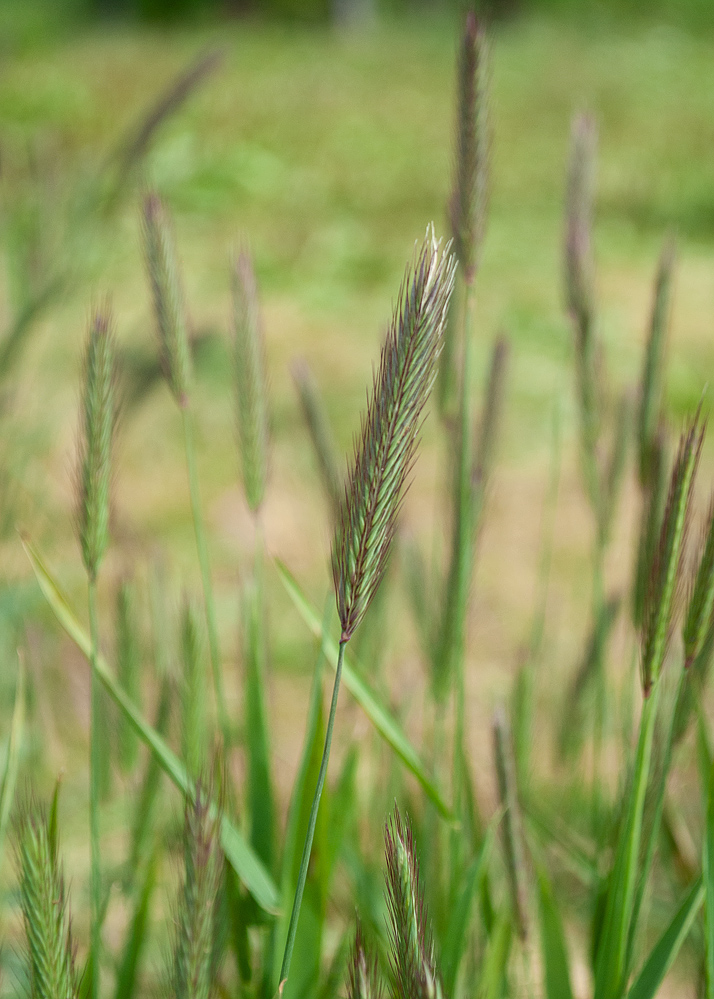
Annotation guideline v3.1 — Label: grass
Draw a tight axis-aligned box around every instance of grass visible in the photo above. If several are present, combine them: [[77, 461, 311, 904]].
[[3, 9, 714, 999]]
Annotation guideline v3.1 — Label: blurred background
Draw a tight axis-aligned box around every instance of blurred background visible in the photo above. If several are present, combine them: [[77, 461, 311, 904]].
[[1, 0, 714, 991]]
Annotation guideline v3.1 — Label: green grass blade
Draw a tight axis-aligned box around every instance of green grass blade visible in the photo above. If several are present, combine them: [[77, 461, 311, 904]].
[[704, 759, 714, 999], [537, 863, 574, 999], [627, 877, 703, 999], [478, 911, 512, 999], [593, 683, 660, 999], [243, 550, 274, 873], [271, 603, 329, 991], [442, 815, 497, 996], [275, 557, 453, 821], [114, 845, 159, 999], [21, 532, 280, 915], [0, 654, 25, 868]]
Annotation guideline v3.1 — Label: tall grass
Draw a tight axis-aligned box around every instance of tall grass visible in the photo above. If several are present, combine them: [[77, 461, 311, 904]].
[[5, 11, 714, 999]]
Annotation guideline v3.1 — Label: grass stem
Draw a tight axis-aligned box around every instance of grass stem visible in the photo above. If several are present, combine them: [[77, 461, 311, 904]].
[[279, 637, 347, 990], [88, 577, 101, 999], [181, 403, 231, 748]]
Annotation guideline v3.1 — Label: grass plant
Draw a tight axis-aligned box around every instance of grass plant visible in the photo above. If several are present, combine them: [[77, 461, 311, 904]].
[[5, 10, 714, 999]]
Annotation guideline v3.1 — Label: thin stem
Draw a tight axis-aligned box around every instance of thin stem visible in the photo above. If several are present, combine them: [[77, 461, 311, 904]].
[[279, 638, 347, 990], [88, 577, 101, 999], [452, 279, 476, 822], [181, 403, 231, 748]]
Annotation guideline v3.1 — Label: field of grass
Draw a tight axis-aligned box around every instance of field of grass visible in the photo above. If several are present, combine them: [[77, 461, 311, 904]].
[[2, 10, 714, 999]]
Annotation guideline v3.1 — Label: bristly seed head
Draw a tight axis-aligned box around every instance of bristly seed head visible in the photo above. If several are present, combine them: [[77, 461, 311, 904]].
[[641, 413, 704, 695], [333, 229, 456, 642], [292, 357, 343, 525], [142, 192, 192, 407], [683, 493, 714, 670], [384, 807, 442, 999], [171, 781, 223, 999], [450, 11, 489, 285], [564, 112, 597, 345], [232, 246, 269, 514], [17, 803, 78, 999], [638, 238, 675, 486], [348, 921, 382, 999], [77, 306, 116, 582]]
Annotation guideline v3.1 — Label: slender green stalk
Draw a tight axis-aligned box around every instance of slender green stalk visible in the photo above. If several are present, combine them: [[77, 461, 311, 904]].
[[181, 404, 230, 748], [279, 638, 346, 989], [88, 578, 102, 999]]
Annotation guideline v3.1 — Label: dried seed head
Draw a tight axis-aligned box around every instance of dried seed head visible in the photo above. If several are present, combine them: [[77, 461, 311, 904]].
[[493, 708, 529, 940], [292, 357, 342, 524], [384, 808, 442, 999], [348, 921, 382, 999], [449, 11, 489, 284], [171, 781, 223, 999], [333, 229, 456, 641], [142, 192, 192, 407], [17, 803, 78, 999], [641, 414, 704, 695], [638, 238, 675, 486], [683, 494, 714, 669], [77, 307, 115, 582], [472, 333, 509, 491], [181, 597, 207, 778], [232, 246, 269, 513]]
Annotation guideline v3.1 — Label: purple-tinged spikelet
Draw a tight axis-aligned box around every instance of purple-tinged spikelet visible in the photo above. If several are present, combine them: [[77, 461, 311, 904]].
[[641, 414, 704, 695], [384, 808, 442, 999], [450, 11, 489, 285], [348, 921, 382, 999], [638, 238, 675, 486], [333, 230, 455, 641]]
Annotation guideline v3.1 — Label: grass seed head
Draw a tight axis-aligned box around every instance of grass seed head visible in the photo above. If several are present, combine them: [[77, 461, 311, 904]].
[[292, 357, 342, 524], [564, 112, 596, 345], [641, 414, 704, 695], [638, 238, 675, 486], [473, 333, 509, 491], [384, 807, 442, 999], [232, 246, 269, 513], [77, 306, 115, 582], [348, 921, 382, 999], [683, 493, 714, 669], [333, 229, 456, 641], [17, 804, 78, 999], [450, 11, 489, 284], [171, 781, 223, 999], [142, 192, 192, 407]]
